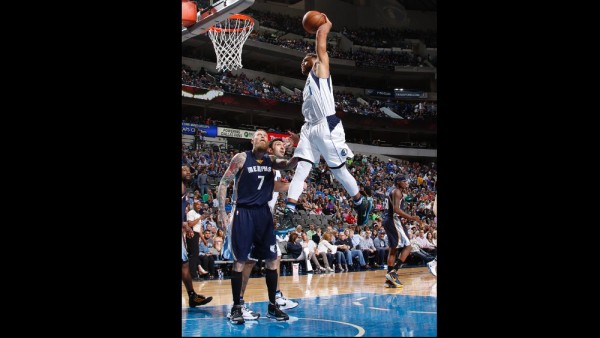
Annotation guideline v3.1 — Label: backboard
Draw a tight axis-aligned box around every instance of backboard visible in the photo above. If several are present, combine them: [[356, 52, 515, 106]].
[[182, 0, 255, 42]]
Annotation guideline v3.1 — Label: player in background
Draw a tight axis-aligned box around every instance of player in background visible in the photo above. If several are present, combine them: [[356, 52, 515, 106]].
[[382, 175, 421, 288]]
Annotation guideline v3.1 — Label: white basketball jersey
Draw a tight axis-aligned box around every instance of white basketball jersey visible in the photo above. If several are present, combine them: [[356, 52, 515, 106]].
[[268, 170, 282, 212], [302, 70, 336, 123]]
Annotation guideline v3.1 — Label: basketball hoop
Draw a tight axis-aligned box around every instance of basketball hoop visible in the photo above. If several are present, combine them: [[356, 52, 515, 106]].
[[207, 14, 254, 72]]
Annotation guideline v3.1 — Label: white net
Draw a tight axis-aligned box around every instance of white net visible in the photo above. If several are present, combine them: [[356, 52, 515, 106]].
[[207, 14, 254, 72]]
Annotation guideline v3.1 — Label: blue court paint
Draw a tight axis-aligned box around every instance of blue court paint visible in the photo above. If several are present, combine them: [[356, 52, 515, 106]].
[[182, 293, 436, 336]]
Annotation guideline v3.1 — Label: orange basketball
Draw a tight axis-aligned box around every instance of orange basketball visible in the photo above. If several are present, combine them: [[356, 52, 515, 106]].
[[182, 0, 198, 28], [302, 10, 327, 34]]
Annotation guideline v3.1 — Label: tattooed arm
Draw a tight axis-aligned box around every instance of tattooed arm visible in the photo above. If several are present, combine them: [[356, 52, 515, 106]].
[[217, 152, 247, 229]]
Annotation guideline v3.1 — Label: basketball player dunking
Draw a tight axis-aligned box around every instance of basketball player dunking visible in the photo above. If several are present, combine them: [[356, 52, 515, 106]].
[[282, 13, 369, 230]]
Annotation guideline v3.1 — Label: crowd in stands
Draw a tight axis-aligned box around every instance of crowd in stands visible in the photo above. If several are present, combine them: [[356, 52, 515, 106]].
[[185, 4, 435, 70], [249, 31, 426, 68], [244, 9, 436, 49], [246, 9, 307, 37], [340, 27, 410, 49], [182, 65, 438, 120], [192, 4, 436, 65], [182, 139, 437, 276]]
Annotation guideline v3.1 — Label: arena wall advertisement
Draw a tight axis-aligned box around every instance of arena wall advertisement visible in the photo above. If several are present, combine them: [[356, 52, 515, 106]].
[[182, 122, 218, 136], [217, 127, 255, 139]]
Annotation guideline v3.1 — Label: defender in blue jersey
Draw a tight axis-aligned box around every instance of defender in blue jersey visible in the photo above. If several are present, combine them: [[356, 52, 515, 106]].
[[217, 130, 299, 324], [225, 137, 301, 322], [282, 14, 369, 231], [382, 175, 422, 288]]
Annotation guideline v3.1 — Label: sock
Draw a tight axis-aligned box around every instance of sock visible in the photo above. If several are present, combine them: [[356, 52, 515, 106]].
[[387, 266, 394, 274], [188, 290, 196, 297], [230, 271, 243, 306], [275, 290, 282, 297], [265, 268, 278, 304], [240, 296, 244, 304], [285, 202, 296, 211]]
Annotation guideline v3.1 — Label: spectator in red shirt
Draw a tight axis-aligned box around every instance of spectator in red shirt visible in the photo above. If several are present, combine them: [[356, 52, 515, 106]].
[[345, 213, 356, 225]]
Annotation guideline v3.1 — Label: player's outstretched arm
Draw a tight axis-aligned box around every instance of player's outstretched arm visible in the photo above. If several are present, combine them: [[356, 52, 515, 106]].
[[315, 14, 332, 78]]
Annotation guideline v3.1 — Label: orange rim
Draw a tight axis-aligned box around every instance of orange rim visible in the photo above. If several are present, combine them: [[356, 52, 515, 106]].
[[208, 14, 254, 33]]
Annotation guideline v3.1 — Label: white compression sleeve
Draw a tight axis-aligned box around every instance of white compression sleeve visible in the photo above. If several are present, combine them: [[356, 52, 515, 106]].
[[287, 160, 313, 201], [330, 166, 360, 197]]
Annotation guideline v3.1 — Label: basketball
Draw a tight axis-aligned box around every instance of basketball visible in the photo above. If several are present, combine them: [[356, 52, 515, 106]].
[[302, 10, 327, 34], [182, 0, 198, 28]]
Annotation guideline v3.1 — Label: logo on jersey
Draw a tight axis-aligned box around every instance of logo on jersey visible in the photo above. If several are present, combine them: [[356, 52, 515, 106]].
[[247, 165, 272, 173], [340, 148, 348, 156]]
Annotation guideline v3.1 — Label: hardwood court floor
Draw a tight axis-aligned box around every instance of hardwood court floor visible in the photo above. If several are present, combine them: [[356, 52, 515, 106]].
[[184, 267, 437, 306], [182, 267, 437, 337]]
